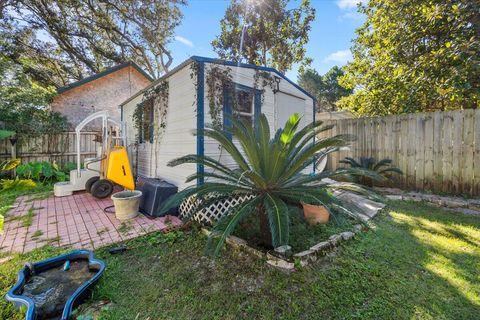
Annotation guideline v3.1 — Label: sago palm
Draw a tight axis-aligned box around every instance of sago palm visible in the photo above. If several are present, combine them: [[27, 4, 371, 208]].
[[160, 113, 382, 255], [339, 157, 403, 186]]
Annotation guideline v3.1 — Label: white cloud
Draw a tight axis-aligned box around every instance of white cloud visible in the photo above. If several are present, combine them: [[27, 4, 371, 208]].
[[338, 11, 364, 21], [174, 35, 194, 48], [323, 50, 353, 64], [337, 0, 364, 10]]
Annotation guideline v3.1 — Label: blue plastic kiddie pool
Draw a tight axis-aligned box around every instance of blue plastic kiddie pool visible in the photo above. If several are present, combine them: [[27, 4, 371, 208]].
[[5, 250, 106, 320]]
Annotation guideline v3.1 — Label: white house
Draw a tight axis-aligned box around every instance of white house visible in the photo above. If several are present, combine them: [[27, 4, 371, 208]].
[[120, 56, 316, 190]]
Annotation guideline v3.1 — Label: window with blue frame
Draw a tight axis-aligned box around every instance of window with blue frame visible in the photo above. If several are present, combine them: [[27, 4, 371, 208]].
[[232, 87, 255, 126], [138, 97, 154, 143], [223, 84, 261, 137]]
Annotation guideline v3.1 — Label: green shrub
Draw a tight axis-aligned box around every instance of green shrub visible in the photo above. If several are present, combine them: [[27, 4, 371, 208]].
[[16, 161, 68, 183], [0, 158, 36, 193], [61, 161, 76, 174]]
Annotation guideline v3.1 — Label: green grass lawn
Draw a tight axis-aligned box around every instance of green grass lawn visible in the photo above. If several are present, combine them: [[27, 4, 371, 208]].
[[1, 200, 479, 319]]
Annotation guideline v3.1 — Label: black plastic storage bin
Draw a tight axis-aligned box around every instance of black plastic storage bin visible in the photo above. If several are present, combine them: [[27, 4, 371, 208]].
[[136, 177, 178, 217]]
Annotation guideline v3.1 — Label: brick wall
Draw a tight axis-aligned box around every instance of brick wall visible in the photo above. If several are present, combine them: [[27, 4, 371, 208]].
[[51, 66, 151, 130]]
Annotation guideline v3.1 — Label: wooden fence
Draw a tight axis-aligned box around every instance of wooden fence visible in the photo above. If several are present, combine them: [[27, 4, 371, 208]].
[[318, 109, 480, 197], [0, 132, 101, 165]]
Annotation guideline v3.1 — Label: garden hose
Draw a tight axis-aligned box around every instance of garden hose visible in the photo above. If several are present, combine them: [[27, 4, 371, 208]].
[[103, 205, 115, 214]]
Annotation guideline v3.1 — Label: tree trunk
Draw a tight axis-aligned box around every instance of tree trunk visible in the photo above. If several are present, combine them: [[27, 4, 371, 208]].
[[258, 204, 272, 249]]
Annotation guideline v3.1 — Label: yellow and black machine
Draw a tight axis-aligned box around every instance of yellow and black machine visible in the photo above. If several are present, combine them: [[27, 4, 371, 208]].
[[54, 111, 135, 198]]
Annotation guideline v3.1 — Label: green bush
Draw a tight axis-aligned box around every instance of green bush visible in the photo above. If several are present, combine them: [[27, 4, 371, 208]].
[[16, 161, 69, 183], [0, 158, 36, 193]]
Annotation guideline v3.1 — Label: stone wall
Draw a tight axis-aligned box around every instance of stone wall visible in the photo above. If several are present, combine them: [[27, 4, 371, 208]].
[[51, 66, 151, 130]]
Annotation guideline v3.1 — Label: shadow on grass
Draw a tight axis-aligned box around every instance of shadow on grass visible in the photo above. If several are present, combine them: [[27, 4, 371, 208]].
[[2, 200, 479, 320], [325, 200, 480, 319], [87, 200, 480, 319]]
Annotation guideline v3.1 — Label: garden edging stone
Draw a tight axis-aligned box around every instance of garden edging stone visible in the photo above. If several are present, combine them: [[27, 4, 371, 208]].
[[202, 221, 371, 272]]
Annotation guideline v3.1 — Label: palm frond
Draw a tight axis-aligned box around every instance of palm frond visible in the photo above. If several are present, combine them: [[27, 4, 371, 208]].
[[339, 157, 360, 167], [264, 194, 289, 247], [0, 159, 21, 171], [379, 167, 403, 175], [198, 127, 251, 172], [373, 158, 392, 171]]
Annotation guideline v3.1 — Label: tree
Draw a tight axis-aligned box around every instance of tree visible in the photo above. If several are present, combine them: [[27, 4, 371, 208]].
[[297, 68, 323, 107], [298, 66, 352, 112], [0, 48, 68, 137], [212, 0, 315, 73], [338, 0, 480, 115], [159, 114, 382, 254], [1, 0, 187, 87]]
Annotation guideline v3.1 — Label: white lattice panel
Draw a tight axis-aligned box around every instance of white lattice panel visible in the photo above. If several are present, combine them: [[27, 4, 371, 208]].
[[180, 194, 254, 226]]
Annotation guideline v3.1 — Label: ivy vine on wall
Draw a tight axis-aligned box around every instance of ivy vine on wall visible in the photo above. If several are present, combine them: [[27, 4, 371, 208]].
[[253, 70, 277, 104], [205, 65, 233, 130], [189, 61, 282, 132], [189, 61, 282, 179], [132, 80, 169, 177], [132, 80, 169, 144], [189, 61, 199, 111]]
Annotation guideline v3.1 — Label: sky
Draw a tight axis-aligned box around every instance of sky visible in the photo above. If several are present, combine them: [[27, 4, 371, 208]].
[[168, 0, 366, 82]]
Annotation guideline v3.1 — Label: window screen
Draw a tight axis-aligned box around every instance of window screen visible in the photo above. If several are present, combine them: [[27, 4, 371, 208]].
[[139, 98, 154, 143]]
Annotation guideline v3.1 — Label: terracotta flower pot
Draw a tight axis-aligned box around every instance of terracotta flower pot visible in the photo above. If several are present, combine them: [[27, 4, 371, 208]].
[[301, 202, 330, 225]]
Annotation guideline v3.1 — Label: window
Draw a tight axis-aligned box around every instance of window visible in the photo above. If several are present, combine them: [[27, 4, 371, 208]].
[[232, 89, 254, 127], [223, 83, 261, 139], [139, 97, 154, 143]]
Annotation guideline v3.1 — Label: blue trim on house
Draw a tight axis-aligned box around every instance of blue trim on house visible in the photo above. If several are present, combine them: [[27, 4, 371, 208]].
[[196, 62, 205, 186], [190, 56, 316, 101], [120, 55, 317, 109], [312, 100, 316, 174], [254, 90, 262, 131], [136, 100, 154, 144]]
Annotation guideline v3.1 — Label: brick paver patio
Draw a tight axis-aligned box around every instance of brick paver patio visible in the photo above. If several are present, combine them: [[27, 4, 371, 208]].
[[0, 192, 182, 254]]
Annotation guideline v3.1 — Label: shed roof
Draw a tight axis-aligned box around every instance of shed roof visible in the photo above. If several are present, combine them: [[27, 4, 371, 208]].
[[57, 61, 154, 94], [119, 56, 316, 107]]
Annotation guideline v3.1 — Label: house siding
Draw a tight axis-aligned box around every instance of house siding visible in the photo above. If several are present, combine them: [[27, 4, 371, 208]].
[[122, 58, 314, 190], [122, 64, 197, 189], [51, 66, 151, 130], [203, 62, 314, 173]]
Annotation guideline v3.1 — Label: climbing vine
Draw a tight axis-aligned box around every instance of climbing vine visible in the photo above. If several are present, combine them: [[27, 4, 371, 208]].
[[253, 70, 278, 104], [132, 80, 169, 177], [189, 61, 199, 111], [205, 65, 234, 130], [132, 80, 169, 144], [191, 62, 282, 131]]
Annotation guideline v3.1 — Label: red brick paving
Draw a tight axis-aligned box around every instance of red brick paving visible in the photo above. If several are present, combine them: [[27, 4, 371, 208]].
[[0, 192, 182, 254]]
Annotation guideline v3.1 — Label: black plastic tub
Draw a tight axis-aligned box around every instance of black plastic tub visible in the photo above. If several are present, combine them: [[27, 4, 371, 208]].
[[5, 250, 106, 320], [136, 176, 178, 217]]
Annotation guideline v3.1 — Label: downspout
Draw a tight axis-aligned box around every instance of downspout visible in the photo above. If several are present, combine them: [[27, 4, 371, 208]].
[[196, 61, 205, 186]]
